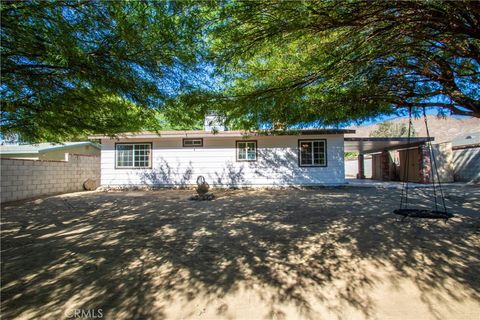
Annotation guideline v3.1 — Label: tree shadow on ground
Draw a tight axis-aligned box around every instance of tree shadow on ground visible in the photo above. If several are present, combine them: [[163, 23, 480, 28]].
[[1, 187, 479, 319]]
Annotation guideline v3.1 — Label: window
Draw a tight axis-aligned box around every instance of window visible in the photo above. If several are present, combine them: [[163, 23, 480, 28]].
[[236, 141, 257, 161], [183, 138, 203, 147], [115, 143, 151, 168], [299, 140, 326, 166]]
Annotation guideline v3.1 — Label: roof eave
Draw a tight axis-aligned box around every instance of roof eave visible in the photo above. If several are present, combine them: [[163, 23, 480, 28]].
[[88, 129, 355, 140], [0, 150, 40, 155], [41, 142, 101, 152]]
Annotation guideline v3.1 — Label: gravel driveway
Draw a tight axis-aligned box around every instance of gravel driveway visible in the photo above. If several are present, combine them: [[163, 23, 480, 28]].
[[1, 186, 479, 319]]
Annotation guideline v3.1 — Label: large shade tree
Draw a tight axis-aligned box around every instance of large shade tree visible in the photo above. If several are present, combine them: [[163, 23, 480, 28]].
[[195, 0, 480, 129], [1, 0, 203, 141], [2, 1, 479, 139]]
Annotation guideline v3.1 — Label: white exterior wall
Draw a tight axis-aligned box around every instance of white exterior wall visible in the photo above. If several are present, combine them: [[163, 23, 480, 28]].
[[100, 135, 345, 187], [344, 158, 373, 179]]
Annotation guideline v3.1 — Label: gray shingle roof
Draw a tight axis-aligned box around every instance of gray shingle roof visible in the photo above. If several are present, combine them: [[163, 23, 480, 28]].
[[451, 132, 480, 147], [0, 142, 100, 154]]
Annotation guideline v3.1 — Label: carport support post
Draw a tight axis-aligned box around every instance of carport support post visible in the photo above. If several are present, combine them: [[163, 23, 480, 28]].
[[419, 144, 432, 184], [357, 154, 365, 179]]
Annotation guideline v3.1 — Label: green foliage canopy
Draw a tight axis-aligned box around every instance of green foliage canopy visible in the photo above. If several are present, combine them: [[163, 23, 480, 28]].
[[1, 0, 202, 141], [198, 0, 480, 129], [2, 1, 479, 140]]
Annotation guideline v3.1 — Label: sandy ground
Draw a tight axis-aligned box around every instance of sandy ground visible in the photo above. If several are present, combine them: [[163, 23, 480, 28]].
[[1, 186, 479, 320]]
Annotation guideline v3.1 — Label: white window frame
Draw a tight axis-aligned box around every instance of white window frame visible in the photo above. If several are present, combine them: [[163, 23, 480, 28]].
[[115, 143, 152, 169], [236, 140, 257, 161], [298, 139, 327, 167], [183, 138, 203, 147]]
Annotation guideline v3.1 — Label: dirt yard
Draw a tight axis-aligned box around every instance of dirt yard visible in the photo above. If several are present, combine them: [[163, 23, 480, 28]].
[[1, 186, 479, 320]]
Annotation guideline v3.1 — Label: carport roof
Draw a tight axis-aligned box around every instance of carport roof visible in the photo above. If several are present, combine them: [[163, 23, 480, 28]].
[[344, 137, 433, 154]]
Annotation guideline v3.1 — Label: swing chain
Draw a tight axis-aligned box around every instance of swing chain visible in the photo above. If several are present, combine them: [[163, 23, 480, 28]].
[[398, 107, 448, 215]]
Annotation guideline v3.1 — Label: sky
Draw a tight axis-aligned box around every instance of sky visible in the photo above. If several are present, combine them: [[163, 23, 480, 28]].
[[345, 107, 474, 127]]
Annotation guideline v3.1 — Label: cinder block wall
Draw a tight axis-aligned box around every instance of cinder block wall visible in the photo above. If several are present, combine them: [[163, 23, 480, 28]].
[[1, 154, 100, 203]]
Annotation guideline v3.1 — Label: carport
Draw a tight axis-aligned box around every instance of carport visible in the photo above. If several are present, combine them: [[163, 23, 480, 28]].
[[344, 137, 434, 183]]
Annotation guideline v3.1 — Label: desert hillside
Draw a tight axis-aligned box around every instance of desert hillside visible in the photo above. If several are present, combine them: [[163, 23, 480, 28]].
[[346, 115, 480, 143]]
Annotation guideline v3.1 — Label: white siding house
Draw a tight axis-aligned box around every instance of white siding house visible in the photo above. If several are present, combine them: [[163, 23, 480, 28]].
[[90, 130, 352, 188]]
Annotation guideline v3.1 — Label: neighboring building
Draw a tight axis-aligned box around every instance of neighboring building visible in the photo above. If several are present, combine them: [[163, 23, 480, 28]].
[[0, 142, 100, 161], [451, 132, 480, 183], [451, 131, 480, 149], [89, 129, 353, 188]]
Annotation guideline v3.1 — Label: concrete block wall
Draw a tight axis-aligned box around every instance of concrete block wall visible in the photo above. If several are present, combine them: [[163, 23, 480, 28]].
[[1, 154, 100, 203]]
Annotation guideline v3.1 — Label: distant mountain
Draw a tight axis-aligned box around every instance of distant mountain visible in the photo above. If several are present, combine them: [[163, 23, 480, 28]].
[[347, 116, 480, 143]]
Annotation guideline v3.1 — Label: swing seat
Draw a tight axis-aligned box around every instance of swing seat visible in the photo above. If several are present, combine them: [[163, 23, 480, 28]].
[[394, 208, 453, 220]]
